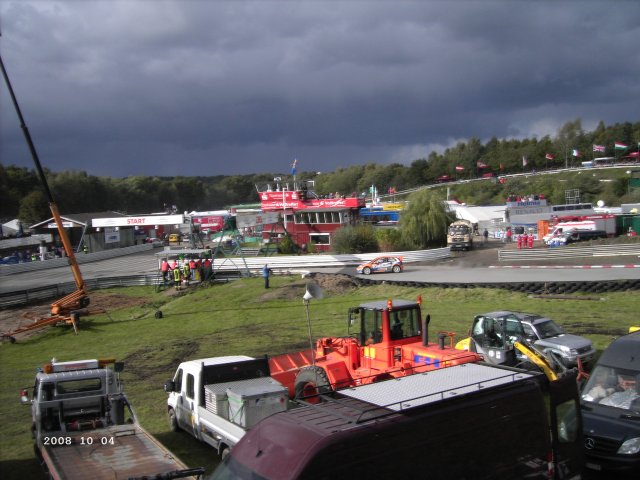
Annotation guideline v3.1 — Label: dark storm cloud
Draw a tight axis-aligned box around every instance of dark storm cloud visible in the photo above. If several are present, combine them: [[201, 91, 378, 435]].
[[1, 0, 639, 177]]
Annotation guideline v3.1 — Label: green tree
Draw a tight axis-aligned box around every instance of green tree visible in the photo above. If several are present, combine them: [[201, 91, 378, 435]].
[[18, 190, 49, 225], [400, 189, 453, 248], [332, 224, 378, 254]]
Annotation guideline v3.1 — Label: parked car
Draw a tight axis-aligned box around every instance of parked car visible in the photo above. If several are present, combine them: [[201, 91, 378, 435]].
[[356, 256, 403, 275], [563, 230, 608, 244], [146, 237, 165, 247], [468, 311, 596, 369], [580, 330, 640, 473], [0, 255, 19, 265]]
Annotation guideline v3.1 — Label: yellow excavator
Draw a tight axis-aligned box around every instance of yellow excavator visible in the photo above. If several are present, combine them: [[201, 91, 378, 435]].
[[1, 54, 90, 343], [455, 335, 589, 383]]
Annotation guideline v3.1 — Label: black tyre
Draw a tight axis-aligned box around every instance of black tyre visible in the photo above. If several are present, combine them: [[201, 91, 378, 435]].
[[168, 408, 180, 432], [294, 366, 332, 402], [362, 267, 371, 275], [392, 265, 401, 273]]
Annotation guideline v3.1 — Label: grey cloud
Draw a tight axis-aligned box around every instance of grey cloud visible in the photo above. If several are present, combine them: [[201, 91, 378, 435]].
[[1, 0, 639, 178]]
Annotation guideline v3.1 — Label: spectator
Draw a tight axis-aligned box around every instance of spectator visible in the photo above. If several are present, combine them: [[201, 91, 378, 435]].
[[262, 264, 272, 289]]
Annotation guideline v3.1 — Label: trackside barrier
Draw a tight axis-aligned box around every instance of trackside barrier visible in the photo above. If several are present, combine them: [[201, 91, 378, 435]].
[[210, 248, 451, 272], [0, 244, 156, 277], [498, 244, 640, 262], [3, 272, 640, 310]]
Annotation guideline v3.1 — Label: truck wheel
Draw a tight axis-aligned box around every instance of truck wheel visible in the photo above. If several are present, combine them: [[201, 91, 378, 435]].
[[294, 366, 332, 403], [168, 408, 180, 432], [362, 267, 371, 275]]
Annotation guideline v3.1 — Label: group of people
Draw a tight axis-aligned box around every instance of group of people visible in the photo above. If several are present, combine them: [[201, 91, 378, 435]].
[[506, 193, 546, 203], [160, 256, 213, 289], [516, 233, 536, 249]]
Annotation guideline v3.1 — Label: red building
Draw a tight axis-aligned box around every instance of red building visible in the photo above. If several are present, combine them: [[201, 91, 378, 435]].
[[259, 185, 365, 251]]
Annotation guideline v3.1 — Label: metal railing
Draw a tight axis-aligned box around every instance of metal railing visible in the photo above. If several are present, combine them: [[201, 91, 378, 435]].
[[498, 243, 640, 262]]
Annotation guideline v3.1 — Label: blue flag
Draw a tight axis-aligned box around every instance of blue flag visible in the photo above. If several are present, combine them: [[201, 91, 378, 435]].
[[291, 158, 297, 175]]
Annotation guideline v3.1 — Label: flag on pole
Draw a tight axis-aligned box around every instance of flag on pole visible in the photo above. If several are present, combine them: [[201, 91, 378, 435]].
[[593, 144, 605, 152], [545, 153, 555, 160], [455, 165, 465, 171], [614, 142, 628, 150], [291, 158, 298, 174], [522, 156, 528, 167], [476, 160, 487, 168], [572, 149, 581, 157]]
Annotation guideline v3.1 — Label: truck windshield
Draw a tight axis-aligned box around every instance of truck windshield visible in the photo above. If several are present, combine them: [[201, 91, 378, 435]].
[[534, 320, 564, 339], [207, 456, 267, 480], [581, 365, 640, 412]]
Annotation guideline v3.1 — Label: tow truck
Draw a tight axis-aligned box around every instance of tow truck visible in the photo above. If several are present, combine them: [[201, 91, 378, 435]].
[[1, 52, 92, 343], [22, 357, 203, 480]]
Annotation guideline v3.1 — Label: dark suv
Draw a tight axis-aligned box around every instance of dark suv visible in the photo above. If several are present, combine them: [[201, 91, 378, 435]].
[[563, 230, 608, 244]]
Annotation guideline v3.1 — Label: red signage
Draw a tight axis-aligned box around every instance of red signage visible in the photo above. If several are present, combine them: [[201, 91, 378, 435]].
[[260, 191, 364, 211]]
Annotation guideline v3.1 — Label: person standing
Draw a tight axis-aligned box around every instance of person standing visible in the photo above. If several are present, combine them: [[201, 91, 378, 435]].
[[203, 257, 212, 281], [483, 229, 489, 244], [262, 264, 271, 289], [160, 259, 170, 283], [173, 265, 182, 290]]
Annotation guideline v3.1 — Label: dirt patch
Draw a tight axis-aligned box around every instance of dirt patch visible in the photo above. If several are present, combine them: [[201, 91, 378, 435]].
[[0, 293, 151, 342], [259, 273, 361, 301]]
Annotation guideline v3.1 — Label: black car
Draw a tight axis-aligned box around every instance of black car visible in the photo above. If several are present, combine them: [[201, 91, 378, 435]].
[[563, 230, 608, 244], [580, 330, 640, 473]]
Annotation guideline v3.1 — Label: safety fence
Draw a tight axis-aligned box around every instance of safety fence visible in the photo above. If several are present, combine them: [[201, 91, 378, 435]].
[[497, 243, 640, 262], [0, 244, 155, 277], [209, 248, 452, 274]]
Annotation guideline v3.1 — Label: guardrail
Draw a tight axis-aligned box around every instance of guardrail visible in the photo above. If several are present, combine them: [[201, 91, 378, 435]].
[[498, 243, 640, 262], [210, 248, 451, 273], [0, 244, 156, 277]]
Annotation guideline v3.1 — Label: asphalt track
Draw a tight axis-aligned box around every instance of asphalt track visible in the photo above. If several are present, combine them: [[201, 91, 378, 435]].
[[1, 246, 639, 295]]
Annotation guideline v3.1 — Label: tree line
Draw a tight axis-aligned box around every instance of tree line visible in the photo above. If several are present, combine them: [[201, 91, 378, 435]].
[[2, 119, 638, 226]]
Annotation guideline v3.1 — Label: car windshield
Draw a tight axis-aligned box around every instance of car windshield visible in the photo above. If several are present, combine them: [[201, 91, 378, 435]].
[[533, 319, 564, 339], [581, 365, 640, 412]]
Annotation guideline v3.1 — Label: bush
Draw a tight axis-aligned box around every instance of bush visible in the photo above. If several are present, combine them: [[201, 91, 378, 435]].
[[278, 234, 298, 254], [332, 224, 378, 254], [375, 228, 406, 251]]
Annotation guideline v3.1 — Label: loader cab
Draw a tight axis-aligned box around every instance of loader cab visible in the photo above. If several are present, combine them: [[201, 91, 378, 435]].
[[349, 299, 422, 346], [469, 312, 525, 366]]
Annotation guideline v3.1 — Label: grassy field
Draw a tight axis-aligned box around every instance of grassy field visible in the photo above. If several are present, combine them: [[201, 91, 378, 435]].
[[1, 274, 638, 478]]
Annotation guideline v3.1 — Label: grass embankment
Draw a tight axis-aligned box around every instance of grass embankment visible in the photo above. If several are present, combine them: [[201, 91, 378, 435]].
[[1, 275, 637, 478]]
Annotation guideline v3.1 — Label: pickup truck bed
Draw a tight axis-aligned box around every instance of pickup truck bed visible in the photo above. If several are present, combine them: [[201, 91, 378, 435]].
[[41, 424, 194, 480]]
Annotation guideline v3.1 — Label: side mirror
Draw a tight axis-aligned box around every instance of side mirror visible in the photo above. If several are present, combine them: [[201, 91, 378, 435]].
[[164, 380, 176, 393], [20, 389, 31, 405]]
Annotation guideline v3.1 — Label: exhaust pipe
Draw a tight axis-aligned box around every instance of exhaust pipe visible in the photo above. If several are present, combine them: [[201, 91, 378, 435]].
[[422, 314, 431, 346]]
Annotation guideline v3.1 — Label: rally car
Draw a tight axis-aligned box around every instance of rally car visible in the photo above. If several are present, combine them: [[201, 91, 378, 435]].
[[356, 256, 404, 275]]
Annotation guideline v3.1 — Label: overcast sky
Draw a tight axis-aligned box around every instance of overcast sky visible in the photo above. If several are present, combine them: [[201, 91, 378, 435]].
[[1, 0, 639, 178]]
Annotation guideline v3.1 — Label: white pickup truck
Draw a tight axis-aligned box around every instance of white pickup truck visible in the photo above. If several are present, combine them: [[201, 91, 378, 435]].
[[164, 356, 289, 458]]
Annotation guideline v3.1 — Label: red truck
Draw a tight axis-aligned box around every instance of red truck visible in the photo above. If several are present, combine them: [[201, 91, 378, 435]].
[[268, 297, 481, 400]]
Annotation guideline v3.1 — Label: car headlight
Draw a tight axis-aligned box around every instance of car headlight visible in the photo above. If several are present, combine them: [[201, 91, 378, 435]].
[[617, 437, 640, 455]]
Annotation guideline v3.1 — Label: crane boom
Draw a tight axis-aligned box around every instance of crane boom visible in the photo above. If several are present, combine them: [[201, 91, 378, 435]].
[[1, 53, 89, 337]]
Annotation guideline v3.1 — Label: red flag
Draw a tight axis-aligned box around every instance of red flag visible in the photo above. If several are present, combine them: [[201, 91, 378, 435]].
[[476, 161, 487, 168], [545, 153, 555, 160]]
